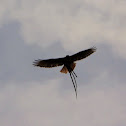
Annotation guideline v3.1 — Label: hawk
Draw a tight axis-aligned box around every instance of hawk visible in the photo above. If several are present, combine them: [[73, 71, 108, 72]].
[[33, 47, 96, 98]]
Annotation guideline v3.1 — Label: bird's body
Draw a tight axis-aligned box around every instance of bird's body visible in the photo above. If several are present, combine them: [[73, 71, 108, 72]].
[[60, 55, 76, 73], [60, 62, 76, 74], [33, 47, 96, 98]]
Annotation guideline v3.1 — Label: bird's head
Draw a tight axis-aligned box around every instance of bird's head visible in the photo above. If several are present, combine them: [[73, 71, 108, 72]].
[[65, 55, 70, 58], [65, 55, 70, 61]]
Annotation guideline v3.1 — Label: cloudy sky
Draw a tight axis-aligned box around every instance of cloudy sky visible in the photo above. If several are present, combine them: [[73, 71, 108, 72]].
[[0, 0, 126, 126]]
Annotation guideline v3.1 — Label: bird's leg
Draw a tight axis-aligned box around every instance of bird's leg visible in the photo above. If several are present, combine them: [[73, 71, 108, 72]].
[[69, 66, 77, 77], [72, 70, 77, 77], [70, 72, 77, 98], [71, 71, 77, 93]]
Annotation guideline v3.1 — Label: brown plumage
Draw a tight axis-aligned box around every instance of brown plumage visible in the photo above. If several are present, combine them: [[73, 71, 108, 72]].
[[33, 47, 96, 98]]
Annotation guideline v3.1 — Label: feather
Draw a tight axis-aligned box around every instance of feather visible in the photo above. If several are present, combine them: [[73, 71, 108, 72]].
[[60, 66, 68, 74], [70, 47, 96, 62], [33, 58, 64, 68]]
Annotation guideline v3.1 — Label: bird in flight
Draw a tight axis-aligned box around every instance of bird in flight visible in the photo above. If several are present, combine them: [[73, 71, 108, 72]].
[[33, 47, 96, 98]]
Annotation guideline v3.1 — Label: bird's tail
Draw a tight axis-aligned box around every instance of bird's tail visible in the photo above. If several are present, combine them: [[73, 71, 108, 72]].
[[70, 63, 76, 71], [60, 66, 68, 74], [60, 63, 76, 74]]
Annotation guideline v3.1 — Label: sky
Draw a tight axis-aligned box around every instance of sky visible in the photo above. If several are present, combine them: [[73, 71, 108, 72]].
[[0, 0, 126, 126]]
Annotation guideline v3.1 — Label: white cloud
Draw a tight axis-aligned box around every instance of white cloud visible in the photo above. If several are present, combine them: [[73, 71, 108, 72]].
[[0, 1, 126, 126], [0, 75, 126, 126], [0, 0, 126, 58]]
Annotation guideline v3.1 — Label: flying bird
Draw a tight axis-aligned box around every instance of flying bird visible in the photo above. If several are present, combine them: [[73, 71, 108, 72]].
[[33, 47, 96, 98]]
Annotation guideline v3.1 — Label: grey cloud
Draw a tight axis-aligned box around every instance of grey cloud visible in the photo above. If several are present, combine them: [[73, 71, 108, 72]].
[[7, 0, 126, 58], [0, 22, 126, 87], [0, 1, 126, 126], [0, 22, 69, 83], [0, 80, 126, 126]]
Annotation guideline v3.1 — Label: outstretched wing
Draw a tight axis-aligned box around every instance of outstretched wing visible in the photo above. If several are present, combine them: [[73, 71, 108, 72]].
[[70, 47, 96, 62], [33, 57, 64, 68]]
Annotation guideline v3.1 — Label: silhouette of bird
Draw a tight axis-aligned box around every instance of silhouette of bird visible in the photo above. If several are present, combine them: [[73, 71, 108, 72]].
[[33, 47, 96, 98]]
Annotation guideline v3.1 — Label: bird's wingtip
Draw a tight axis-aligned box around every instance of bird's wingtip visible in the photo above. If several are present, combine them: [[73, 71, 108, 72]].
[[33, 59, 41, 66], [91, 46, 97, 52]]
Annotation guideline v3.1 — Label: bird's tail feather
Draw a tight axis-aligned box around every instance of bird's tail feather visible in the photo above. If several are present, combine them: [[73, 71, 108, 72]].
[[60, 63, 76, 74], [70, 63, 76, 70], [60, 66, 68, 74]]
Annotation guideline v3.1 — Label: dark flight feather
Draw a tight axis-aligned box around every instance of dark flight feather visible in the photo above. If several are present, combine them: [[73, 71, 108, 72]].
[[70, 47, 96, 62], [33, 58, 64, 68], [33, 47, 96, 68]]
